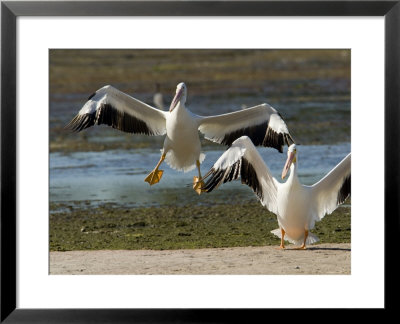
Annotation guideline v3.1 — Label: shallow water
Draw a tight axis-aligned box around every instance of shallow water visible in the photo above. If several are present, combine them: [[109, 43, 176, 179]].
[[50, 143, 350, 208]]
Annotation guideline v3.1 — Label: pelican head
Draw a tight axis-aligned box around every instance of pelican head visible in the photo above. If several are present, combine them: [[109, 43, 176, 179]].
[[282, 144, 297, 179], [170, 82, 187, 112]]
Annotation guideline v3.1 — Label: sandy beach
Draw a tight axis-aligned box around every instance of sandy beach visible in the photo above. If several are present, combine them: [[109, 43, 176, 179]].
[[50, 243, 350, 275]]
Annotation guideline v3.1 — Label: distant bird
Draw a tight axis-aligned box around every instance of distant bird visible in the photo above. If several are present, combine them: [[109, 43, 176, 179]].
[[66, 82, 294, 195], [202, 136, 351, 249], [153, 83, 164, 110]]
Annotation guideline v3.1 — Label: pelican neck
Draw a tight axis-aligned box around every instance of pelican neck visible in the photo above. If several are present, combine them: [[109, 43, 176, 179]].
[[287, 161, 299, 184]]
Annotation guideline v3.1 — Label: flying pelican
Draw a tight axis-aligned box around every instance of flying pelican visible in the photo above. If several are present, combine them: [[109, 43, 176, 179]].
[[66, 82, 294, 195], [202, 136, 351, 249]]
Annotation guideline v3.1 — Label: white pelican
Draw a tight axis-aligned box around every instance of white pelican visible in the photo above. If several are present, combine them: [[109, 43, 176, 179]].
[[66, 82, 294, 194], [153, 83, 164, 110], [202, 136, 351, 249]]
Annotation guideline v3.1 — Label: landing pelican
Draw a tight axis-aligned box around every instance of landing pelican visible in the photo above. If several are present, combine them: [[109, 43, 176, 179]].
[[66, 83, 294, 195], [202, 136, 351, 249]]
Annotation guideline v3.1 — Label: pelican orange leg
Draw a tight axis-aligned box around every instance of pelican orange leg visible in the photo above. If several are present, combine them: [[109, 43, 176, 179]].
[[279, 228, 286, 249], [193, 160, 205, 195], [296, 230, 308, 250], [144, 153, 166, 185]]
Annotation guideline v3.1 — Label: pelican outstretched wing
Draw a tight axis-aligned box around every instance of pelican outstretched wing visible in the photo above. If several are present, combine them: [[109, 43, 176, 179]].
[[197, 103, 294, 153], [66, 85, 167, 136], [310, 153, 351, 220], [202, 136, 279, 214]]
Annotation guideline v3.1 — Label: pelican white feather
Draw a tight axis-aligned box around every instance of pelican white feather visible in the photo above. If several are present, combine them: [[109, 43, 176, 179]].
[[66, 85, 167, 136], [198, 103, 292, 153], [67, 82, 293, 194], [203, 136, 351, 248]]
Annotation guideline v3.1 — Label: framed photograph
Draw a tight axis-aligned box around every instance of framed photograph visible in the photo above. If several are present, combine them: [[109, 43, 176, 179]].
[[2, 0, 398, 321]]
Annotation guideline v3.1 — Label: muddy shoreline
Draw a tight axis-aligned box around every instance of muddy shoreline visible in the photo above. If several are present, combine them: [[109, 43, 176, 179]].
[[50, 202, 350, 251]]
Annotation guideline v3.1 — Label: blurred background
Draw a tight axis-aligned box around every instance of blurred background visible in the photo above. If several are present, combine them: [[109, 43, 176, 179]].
[[49, 49, 350, 209]]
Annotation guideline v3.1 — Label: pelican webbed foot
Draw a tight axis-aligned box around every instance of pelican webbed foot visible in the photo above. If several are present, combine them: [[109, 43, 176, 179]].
[[144, 153, 166, 186], [193, 160, 206, 195], [294, 230, 308, 250], [276, 228, 286, 250], [193, 176, 206, 195], [144, 169, 164, 185]]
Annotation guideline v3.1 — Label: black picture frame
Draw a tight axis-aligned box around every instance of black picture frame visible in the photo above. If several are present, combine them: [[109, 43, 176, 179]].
[[1, 1, 398, 322]]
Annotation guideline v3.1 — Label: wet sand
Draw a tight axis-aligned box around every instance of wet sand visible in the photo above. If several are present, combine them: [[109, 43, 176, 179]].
[[50, 243, 350, 275]]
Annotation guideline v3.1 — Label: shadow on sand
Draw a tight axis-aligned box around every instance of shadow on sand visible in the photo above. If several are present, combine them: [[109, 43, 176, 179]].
[[306, 246, 351, 252]]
